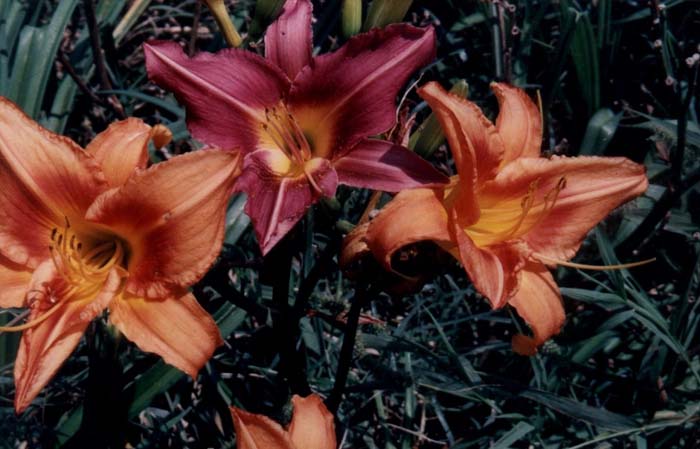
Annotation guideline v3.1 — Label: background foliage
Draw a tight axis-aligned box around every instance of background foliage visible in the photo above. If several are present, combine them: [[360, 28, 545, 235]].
[[1, 0, 699, 447]]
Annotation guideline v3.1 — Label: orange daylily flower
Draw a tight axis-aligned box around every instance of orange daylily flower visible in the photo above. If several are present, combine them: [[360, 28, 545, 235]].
[[356, 82, 649, 355], [0, 97, 240, 412], [231, 394, 336, 449]]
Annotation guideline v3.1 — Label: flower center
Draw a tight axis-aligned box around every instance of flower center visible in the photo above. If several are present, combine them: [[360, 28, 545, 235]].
[[466, 176, 567, 246], [48, 219, 127, 288], [261, 104, 312, 166], [0, 219, 127, 333], [260, 104, 325, 194]]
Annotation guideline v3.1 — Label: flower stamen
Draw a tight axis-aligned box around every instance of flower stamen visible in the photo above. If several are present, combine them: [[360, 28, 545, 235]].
[[0, 221, 127, 334], [261, 105, 313, 167], [533, 253, 655, 271]]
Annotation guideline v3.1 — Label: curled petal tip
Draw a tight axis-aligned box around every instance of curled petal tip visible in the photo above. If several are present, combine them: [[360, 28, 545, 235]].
[[512, 335, 539, 356]]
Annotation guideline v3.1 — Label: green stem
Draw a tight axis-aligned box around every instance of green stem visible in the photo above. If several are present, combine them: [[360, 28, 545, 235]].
[[264, 228, 311, 396], [326, 282, 371, 413], [64, 321, 126, 449]]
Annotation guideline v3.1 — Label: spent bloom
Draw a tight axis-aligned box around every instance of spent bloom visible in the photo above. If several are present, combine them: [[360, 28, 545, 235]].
[[231, 394, 336, 449]]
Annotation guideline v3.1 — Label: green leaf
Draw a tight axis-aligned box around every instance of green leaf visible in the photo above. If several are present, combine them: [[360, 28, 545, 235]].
[[224, 194, 251, 246], [100, 89, 185, 118], [579, 108, 621, 155], [42, 75, 79, 133], [571, 330, 619, 363], [490, 422, 535, 449], [520, 389, 638, 431], [569, 11, 599, 115], [7, 0, 79, 118], [55, 304, 247, 444]]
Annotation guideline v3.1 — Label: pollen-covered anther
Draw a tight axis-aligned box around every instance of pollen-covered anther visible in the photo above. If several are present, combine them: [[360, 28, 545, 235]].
[[261, 104, 313, 165]]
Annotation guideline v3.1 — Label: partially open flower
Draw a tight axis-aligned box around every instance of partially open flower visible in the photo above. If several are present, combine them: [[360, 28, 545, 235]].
[[340, 221, 448, 295], [231, 394, 336, 449]]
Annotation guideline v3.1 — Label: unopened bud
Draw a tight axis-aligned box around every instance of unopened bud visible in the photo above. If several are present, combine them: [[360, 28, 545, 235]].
[[363, 0, 413, 31], [202, 0, 243, 47], [342, 0, 363, 38], [150, 124, 173, 150], [409, 80, 469, 158]]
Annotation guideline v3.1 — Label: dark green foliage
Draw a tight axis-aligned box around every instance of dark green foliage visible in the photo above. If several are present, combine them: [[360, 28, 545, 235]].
[[1, 0, 699, 448]]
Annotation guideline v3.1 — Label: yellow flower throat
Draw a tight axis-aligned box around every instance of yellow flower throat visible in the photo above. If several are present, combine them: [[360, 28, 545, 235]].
[[260, 104, 324, 194], [0, 220, 126, 332], [466, 176, 567, 247]]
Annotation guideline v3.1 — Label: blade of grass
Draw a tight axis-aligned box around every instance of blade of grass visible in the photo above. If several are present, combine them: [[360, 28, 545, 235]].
[[8, 0, 79, 117], [489, 422, 535, 449]]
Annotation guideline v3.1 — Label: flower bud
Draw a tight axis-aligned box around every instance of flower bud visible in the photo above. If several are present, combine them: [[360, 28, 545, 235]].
[[363, 0, 413, 31], [342, 0, 362, 38], [202, 0, 243, 47]]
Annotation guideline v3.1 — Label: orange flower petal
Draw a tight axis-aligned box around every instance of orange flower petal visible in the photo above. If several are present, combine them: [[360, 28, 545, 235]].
[[230, 406, 296, 449], [14, 261, 120, 413], [508, 261, 565, 355], [481, 155, 648, 261], [288, 394, 337, 449], [418, 82, 504, 225], [449, 209, 525, 308], [109, 291, 223, 378], [0, 97, 107, 268], [491, 83, 543, 165], [365, 188, 452, 273], [86, 118, 172, 187], [0, 254, 31, 308], [86, 150, 241, 298]]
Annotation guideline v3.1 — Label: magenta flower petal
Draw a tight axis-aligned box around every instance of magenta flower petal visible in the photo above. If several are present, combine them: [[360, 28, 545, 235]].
[[334, 139, 448, 192], [145, 17, 442, 254], [237, 150, 338, 254], [144, 41, 290, 153], [288, 24, 436, 158], [265, 0, 313, 80]]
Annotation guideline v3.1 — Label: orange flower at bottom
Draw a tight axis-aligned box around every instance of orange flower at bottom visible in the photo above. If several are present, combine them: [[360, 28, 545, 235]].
[[231, 394, 336, 449], [0, 97, 241, 412], [350, 82, 649, 355]]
